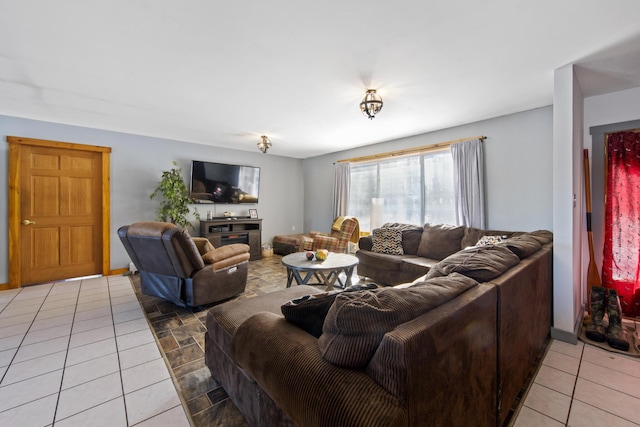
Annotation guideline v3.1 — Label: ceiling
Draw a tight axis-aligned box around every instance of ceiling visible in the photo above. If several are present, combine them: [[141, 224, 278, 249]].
[[1, 1, 640, 159]]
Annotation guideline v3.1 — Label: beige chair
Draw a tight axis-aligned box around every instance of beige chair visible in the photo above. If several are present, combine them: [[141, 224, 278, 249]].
[[300, 216, 360, 253]]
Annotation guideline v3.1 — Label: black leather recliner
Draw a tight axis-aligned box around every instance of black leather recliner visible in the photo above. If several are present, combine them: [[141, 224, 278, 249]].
[[118, 221, 250, 307]]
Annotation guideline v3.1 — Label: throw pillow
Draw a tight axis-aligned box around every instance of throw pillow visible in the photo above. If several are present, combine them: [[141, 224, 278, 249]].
[[381, 223, 424, 254], [318, 273, 478, 369], [372, 227, 404, 255], [425, 245, 520, 282], [475, 235, 506, 247], [281, 283, 377, 338], [416, 223, 465, 260]]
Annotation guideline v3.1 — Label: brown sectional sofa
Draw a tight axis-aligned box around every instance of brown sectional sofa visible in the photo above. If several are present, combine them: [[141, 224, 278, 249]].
[[356, 223, 524, 285], [204, 225, 553, 427]]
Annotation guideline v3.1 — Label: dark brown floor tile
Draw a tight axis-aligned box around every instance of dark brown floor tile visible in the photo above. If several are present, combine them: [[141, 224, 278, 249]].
[[155, 330, 172, 339], [206, 387, 228, 405], [177, 336, 195, 347], [177, 366, 220, 401], [166, 342, 204, 369], [191, 398, 249, 427], [172, 321, 207, 343], [158, 334, 179, 352], [152, 315, 184, 332], [172, 356, 210, 379], [178, 311, 200, 324], [187, 394, 213, 418], [194, 332, 205, 351]]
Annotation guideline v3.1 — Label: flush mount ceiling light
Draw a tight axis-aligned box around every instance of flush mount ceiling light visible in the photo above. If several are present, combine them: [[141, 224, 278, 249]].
[[359, 89, 383, 119], [257, 135, 272, 153]]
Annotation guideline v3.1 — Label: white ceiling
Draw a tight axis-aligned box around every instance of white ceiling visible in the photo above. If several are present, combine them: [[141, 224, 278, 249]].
[[1, 1, 640, 159]]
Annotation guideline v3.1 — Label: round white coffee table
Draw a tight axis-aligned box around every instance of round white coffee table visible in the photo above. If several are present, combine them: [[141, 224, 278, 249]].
[[281, 252, 359, 291]]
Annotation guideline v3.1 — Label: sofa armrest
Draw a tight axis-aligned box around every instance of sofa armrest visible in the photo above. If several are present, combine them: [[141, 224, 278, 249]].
[[192, 237, 215, 256], [366, 284, 497, 427], [310, 234, 339, 251], [359, 235, 373, 251], [202, 243, 250, 271], [232, 312, 407, 427]]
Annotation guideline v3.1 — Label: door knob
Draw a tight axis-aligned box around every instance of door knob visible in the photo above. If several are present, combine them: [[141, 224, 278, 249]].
[[22, 219, 36, 225]]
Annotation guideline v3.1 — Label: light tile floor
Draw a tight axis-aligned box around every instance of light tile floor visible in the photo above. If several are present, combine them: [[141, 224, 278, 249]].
[[0, 275, 190, 426], [513, 321, 640, 427], [1, 274, 639, 426]]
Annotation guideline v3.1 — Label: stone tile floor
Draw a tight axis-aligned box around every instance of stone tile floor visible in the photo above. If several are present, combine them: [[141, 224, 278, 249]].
[[131, 254, 343, 426]]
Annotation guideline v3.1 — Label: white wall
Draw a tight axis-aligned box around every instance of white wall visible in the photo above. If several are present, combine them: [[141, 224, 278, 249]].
[[0, 115, 304, 284], [585, 87, 640, 126], [552, 65, 585, 340], [302, 107, 554, 234]]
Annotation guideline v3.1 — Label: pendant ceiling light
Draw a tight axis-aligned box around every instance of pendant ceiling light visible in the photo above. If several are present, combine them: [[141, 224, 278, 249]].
[[359, 89, 383, 119], [257, 135, 272, 153]]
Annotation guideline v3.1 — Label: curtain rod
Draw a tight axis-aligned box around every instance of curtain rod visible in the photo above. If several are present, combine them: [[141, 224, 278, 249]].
[[337, 135, 487, 164]]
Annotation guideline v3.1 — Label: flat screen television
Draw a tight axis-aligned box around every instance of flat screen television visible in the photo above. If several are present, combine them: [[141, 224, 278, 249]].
[[190, 160, 260, 204]]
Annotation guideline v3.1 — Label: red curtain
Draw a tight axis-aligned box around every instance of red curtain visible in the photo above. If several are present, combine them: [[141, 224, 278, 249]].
[[602, 131, 640, 317]]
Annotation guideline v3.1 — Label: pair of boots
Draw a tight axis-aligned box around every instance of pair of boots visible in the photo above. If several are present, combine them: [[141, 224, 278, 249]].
[[585, 286, 629, 351]]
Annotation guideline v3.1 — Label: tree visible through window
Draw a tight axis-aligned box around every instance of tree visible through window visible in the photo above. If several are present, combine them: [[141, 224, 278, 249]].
[[348, 149, 455, 230]]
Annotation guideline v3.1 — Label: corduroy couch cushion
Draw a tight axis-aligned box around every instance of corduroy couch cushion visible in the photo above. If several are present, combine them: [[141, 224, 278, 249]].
[[318, 273, 478, 368], [526, 229, 553, 245], [416, 223, 465, 259], [425, 245, 520, 282], [501, 234, 542, 259], [281, 283, 377, 338]]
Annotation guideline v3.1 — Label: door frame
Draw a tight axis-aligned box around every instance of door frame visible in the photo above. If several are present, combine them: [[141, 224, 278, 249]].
[[7, 136, 112, 289], [589, 119, 640, 281]]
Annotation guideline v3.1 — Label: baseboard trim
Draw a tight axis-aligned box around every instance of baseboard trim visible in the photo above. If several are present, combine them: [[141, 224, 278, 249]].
[[550, 327, 578, 344], [110, 268, 128, 276], [0, 283, 8, 291], [550, 307, 584, 344]]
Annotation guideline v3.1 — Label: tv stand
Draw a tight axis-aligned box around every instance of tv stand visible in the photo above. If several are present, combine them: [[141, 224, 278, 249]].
[[200, 218, 262, 260]]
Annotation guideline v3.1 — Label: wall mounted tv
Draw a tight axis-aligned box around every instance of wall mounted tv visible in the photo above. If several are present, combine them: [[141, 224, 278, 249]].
[[190, 160, 260, 204]]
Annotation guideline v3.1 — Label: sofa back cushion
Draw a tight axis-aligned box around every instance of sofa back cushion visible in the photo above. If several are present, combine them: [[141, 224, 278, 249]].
[[416, 223, 465, 260], [526, 229, 553, 245], [318, 273, 478, 369], [425, 245, 520, 282], [461, 227, 521, 249], [501, 234, 542, 259]]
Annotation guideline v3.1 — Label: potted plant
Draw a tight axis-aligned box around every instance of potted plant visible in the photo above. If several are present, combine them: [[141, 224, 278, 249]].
[[150, 161, 199, 229]]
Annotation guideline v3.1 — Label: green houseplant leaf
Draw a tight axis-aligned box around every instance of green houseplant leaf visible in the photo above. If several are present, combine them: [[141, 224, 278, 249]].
[[150, 161, 200, 229]]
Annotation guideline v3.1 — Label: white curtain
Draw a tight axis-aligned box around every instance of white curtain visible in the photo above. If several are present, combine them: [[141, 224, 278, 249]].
[[332, 162, 351, 218], [451, 138, 485, 228]]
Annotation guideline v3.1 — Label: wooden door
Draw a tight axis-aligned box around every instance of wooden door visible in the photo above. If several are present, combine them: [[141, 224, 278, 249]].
[[7, 137, 111, 288]]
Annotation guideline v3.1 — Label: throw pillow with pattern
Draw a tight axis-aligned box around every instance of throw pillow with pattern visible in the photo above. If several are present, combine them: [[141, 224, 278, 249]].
[[475, 235, 506, 247], [371, 227, 404, 255]]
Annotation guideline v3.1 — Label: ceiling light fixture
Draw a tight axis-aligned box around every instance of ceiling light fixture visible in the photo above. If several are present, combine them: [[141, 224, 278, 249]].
[[360, 89, 383, 119], [257, 135, 272, 153]]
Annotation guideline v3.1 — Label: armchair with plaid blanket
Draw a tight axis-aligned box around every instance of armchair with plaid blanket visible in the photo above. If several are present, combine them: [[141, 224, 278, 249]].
[[299, 216, 360, 253]]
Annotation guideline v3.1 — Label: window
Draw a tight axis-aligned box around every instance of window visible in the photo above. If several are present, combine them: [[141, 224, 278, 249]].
[[348, 149, 455, 230]]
